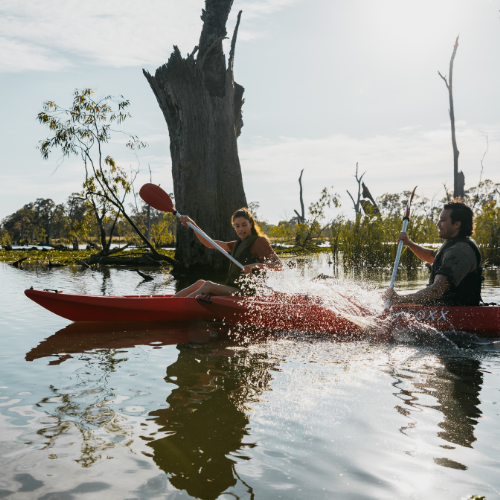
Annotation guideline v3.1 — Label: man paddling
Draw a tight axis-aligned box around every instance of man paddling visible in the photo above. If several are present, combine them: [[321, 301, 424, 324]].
[[383, 200, 483, 306]]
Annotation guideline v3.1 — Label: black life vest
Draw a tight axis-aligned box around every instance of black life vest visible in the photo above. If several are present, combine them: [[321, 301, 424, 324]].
[[226, 235, 260, 287], [427, 237, 483, 306]]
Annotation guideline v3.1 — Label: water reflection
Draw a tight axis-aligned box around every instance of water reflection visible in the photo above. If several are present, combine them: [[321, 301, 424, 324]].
[[25, 322, 276, 498], [392, 351, 483, 471], [147, 342, 276, 499], [26, 321, 218, 362]]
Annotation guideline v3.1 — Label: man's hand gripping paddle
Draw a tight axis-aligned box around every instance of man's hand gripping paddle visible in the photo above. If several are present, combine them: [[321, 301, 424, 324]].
[[384, 186, 417, 311], [139, 183, 271, 290]]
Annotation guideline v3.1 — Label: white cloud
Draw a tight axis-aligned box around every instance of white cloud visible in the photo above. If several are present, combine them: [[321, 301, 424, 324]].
[[0, 37, 69, 72], [2, 123, 498, 223], [0, 0, 298, 72], [240, 123, 500, 222]]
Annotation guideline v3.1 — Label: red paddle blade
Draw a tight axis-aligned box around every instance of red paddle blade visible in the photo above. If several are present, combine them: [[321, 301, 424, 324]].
[[404, 186, 418, 218], [139, 183, 176, 213]]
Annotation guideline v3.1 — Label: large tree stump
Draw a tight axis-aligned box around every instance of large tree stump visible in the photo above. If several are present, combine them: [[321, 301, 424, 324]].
[[143, 0, 247, 271]]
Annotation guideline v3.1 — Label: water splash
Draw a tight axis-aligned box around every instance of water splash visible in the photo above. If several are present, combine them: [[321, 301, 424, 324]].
[[238, 261, 486, 349]]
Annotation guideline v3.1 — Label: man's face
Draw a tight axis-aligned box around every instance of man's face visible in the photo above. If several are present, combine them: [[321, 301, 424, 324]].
[[437, 209, 461, 239]]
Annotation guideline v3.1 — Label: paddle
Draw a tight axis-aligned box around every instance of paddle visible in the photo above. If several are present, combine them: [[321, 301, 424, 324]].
[[384, 186, 417, 311], [139, 183, 267, 286]]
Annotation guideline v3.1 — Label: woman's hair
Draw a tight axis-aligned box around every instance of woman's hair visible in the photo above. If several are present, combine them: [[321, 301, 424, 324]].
[[232, 207, 269, 240], [443, 199, 475, 237]]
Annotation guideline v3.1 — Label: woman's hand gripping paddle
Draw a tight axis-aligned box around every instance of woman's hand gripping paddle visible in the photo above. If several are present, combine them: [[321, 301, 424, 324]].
[[384, 186, 417, 311], [139, 183, 271, 290]]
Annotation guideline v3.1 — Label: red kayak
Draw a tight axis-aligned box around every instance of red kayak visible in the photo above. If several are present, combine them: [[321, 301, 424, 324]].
[[198, 296, 500, 336], [25, 289, 500, 336], [24, 288, 223, 322]]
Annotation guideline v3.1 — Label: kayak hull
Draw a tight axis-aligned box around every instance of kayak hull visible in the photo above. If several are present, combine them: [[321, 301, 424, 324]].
[[24, 289, 221, 322], [199, 296, 500, 336], [196, 295, 366, 335], [391, 304, 500, 336]]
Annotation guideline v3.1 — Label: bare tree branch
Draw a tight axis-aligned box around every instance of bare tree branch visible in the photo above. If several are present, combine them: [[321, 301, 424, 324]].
[[228, 11, 242, 73]]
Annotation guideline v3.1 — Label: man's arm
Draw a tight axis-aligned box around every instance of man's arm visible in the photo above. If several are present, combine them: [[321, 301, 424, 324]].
[[397, 232, 435, 264], [384, 275, 450, 305]]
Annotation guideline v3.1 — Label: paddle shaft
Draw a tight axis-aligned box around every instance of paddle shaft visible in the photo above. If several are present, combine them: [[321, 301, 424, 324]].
[[384, 217, 409, 311], [175, 213, 244, 270], [175, 212, 271, 289]]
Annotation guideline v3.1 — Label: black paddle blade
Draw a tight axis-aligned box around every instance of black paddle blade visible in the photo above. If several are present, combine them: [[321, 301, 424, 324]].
[[139, 183, 176, 213]]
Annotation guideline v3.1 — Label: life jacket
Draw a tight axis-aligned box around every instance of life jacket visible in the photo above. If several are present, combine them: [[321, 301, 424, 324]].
[[226, 235, 260, 287], [427, 237, 483, 306]]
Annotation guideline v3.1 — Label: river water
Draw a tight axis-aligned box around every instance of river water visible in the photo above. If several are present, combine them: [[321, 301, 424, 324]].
[[1, 254, 499, 500]]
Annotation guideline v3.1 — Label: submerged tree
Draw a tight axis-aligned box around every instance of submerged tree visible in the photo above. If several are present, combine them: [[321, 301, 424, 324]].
[[144, 0, 247, 271], [439, 36, 465, 199], [293, 169, 306, 223]]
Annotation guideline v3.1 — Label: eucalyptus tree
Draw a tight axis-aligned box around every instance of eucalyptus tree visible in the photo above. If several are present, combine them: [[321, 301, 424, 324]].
[[37, 89, 165, 258]]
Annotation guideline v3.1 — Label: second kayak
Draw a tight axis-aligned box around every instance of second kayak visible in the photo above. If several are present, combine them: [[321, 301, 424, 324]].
[[198, 295, 500, 336]]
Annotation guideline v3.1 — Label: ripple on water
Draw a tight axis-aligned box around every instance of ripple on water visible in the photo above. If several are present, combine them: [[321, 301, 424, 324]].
[[0, 258, 499, 499]]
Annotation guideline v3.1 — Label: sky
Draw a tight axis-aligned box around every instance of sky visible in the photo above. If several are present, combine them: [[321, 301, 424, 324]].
[[1, 0, 499, 224]]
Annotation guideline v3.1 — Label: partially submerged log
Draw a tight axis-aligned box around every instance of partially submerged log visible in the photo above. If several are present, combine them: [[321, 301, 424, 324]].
[[11, 257, 28, 268], [76, 259, 91, 269], [134, 269, 155, 281], [48, 259, 67, 268], [85, 244, 131, 265]]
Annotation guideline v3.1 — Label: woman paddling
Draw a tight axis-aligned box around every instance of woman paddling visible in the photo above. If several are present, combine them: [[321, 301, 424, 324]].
[[173, 208, 283, 298]]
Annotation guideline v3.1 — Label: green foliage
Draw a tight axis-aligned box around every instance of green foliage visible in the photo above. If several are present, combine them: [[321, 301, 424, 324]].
[[268, 220, 294, 245], [474, 200, 500, 265], [37, 89, 146, 160], [328, 213, 439, 269], [1, 198, 63, 245], [128, 201, 177, 248], [466, 179, 500, 210], [0, 228, 11, 246], [294, 187, 340, 246], [0, 194, 179, 251], [261, 182, 500, 268], [37, 89, 151, 252], [0, 248, 175, 265]]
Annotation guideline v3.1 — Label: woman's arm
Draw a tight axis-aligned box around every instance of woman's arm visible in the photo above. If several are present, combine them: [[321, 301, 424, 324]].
[[179, 215, 231, 252], [242, 255, 283, 274]]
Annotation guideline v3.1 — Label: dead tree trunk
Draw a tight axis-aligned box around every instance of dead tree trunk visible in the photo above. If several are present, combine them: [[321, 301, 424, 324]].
[[143, 1, 247, 271], [439, 36, 465, 199], [346, 163, 365, 215], [293, 169, 306, 222]]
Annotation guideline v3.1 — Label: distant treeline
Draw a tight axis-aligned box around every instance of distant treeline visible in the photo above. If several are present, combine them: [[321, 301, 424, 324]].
[[1, 180, 499, 266], [0, 194, 176, 249]]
